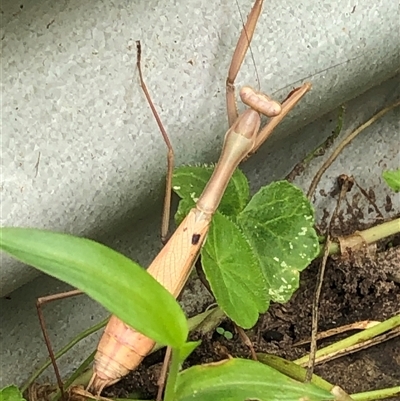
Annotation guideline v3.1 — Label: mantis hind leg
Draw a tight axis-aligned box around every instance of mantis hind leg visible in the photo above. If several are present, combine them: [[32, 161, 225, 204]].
[[36, 289, 83, 401], [136, 41, 175, 245]]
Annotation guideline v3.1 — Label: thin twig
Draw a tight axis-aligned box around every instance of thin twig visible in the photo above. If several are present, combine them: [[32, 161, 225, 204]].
[[310, 327, 400, 366], [295, 314, 400, 366], [306, 176, 351, 381], [307, 100, 400, 199], [293, 320, 380, 346], [306, 236, 331, 381], [157, 346, 172, 401], [352, 177, 384, 219], [236, 324, 258, 360]]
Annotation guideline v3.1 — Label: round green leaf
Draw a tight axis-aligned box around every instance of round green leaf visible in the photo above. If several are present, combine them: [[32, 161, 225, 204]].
[[202, 212, 269, 329], [173, 166, 249, 224], [237, 181, 319, 303], [0, 386, 26, 401]]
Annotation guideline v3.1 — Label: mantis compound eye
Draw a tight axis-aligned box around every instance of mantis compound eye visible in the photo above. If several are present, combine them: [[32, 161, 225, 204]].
[[240, 86, 282, 117]]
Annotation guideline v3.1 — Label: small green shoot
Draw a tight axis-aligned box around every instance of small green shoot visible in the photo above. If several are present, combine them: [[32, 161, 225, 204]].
[[382, 168, 400, 192], [216, 326, 234, 340]]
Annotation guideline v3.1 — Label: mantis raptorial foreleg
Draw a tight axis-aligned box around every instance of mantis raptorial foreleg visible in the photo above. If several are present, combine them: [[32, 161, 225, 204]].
[[226, 0, 265, 127], [226, 0, 311, 154]]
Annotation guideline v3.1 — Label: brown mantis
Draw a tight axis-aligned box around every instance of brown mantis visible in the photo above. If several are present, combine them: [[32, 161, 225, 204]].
[[35, 0, 311, 397]]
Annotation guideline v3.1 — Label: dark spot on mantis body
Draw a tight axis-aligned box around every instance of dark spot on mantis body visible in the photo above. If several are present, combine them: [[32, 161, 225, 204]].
[[191, 234, 201, 245]]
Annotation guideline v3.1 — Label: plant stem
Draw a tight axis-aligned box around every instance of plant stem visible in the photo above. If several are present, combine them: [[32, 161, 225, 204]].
[[257, 354, 400, 401], [256, 353, 333, 391], [21, 317, 108, 393], [351, 386, 400, 401], [51, 350, 96, 401], [294, 314, 400, 366], [163, 348, 181, 401], [346, 217, 399, 246], [318, 217, 400, 257]]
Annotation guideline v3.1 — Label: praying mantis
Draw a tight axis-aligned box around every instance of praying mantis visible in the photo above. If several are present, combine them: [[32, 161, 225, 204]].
[[35, 0, 311, 396]]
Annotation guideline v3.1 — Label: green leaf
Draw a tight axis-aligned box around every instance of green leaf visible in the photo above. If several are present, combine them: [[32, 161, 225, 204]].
[[0, 228, 187, 348], [178, 341, 201, 364], [173, 166, 249, 224], [0, 386, 26, 401], [237, 181, 319, 303], [174, 196, 197, 227], [216, 327, 225, 335], [202, 213, 269, 328], [256, 354, 334, 393], [382, 169, 400, 192], [223, 331, 233, 340], [174, 358, 334, 401]]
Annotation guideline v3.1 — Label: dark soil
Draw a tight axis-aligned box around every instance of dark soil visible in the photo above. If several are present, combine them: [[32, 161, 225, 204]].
[[104, 232, 400, 400]]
